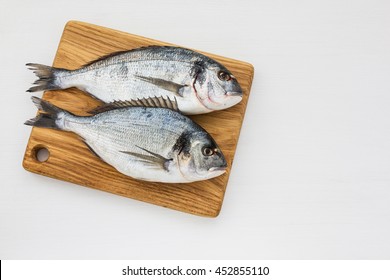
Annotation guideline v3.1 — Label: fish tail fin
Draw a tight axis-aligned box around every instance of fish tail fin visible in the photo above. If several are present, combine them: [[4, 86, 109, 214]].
[[24, 96, 67, 129], [26, 63, 65, 92]]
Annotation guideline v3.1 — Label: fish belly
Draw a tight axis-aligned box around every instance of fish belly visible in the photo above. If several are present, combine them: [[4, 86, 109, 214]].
[[65, 61, 191, 101]]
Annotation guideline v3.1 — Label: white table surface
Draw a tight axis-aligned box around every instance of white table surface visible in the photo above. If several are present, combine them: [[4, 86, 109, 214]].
[[1, 0, 389, 259]]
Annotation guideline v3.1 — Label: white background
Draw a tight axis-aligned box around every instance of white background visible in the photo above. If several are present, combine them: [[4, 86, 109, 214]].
[[2, 260, 390, 280], [1, 0, 389, 259]]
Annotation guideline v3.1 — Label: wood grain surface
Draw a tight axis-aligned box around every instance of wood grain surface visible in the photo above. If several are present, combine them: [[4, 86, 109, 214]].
[[22, 21, 254, 217]]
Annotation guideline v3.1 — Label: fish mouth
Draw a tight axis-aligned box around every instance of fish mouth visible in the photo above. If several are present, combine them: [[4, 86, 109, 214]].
[[226, 91, 243, 97], [208, 166, 227, 172]]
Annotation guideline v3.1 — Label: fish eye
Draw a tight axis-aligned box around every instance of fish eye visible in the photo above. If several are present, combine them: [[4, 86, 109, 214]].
[[218, 71, 231, 81], [202, 147, 215, 156]]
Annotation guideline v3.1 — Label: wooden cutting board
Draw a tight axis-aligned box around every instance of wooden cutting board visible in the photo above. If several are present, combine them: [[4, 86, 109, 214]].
[[22, 21, 254, 217]]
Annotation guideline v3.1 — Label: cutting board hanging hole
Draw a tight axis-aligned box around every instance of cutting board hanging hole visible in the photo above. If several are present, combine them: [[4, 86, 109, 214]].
[[32, 145, 50, 163]]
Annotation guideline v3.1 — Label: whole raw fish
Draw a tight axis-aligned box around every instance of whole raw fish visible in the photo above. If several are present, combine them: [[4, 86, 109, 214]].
[[25, 96, 227, 183], [27, 46, 243, 115]]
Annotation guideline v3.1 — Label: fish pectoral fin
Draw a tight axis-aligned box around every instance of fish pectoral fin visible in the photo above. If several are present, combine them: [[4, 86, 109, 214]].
[[135, 75, 187, 97], [120, 146, 172, 171]]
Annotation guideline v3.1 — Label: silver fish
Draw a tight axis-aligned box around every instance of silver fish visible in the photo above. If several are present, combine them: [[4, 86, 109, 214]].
[[26, 46, 243, 115], [25, 96, 227, 183]]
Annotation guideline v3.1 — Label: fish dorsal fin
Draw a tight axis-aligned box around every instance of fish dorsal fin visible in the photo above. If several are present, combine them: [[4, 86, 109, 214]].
[[88, 96, 179, 114], [82, 50, 131, 67], [81, 46, 174, 68]]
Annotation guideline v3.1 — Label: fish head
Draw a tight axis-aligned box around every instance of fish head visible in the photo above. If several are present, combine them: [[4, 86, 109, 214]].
[[194, 63, 243, 111], [175, 131, 227, 181]]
